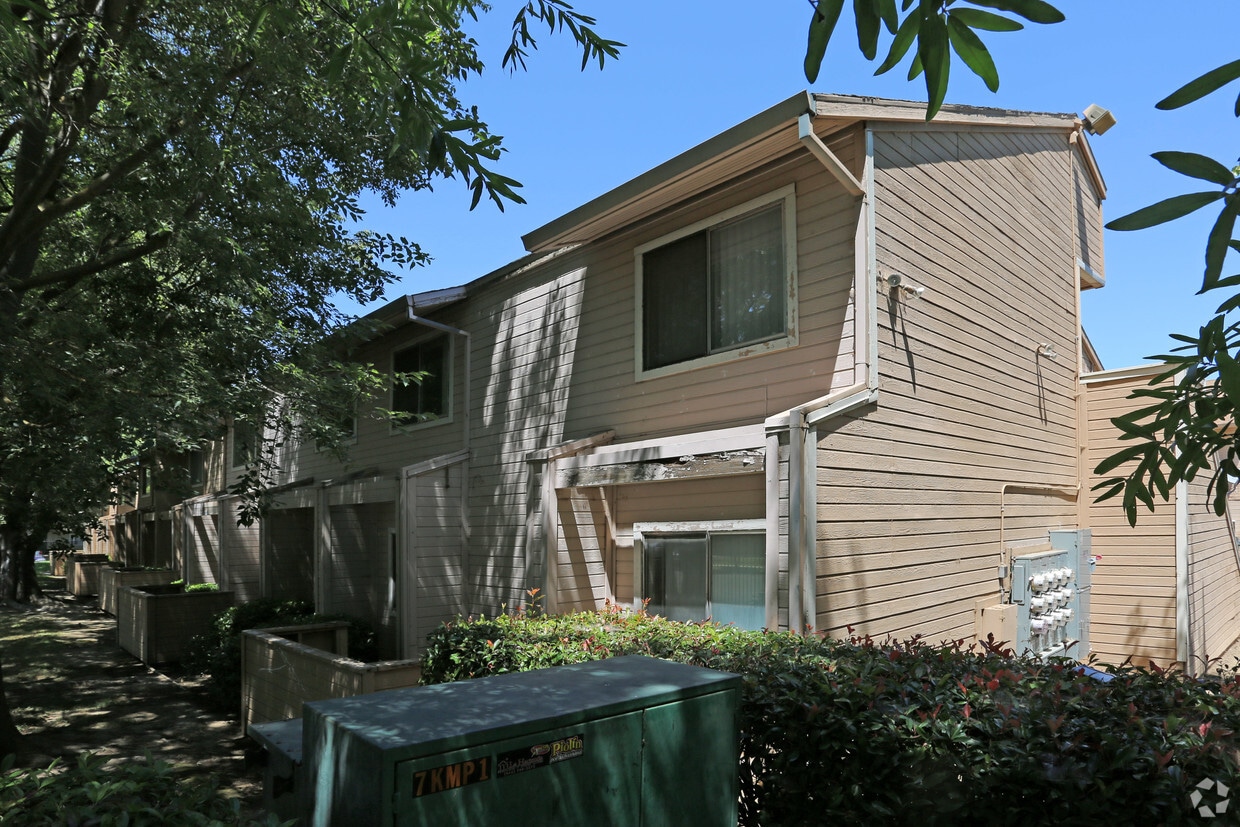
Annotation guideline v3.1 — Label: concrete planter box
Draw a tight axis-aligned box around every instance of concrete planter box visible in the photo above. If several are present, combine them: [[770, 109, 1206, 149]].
[[241, 623, 421, 733], [65, 554, 111, 597], [99, 567, 178, 616], [117, 584, 234, 665]]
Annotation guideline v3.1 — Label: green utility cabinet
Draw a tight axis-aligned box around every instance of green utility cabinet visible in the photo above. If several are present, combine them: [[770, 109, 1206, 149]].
[[261, 655, 741, 826]]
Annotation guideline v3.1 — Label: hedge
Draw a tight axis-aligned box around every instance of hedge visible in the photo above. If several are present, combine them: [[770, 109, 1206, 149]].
[[420, 604, 1240, 826], [184, 598, 378, 710]]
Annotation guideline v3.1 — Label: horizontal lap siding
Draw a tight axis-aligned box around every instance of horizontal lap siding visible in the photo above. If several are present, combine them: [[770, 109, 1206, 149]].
[[1186, 473, 1240, 670], [220, 498, 260, 602], [328, 502, 398, 657], [814, 128, 1081, 644], [411, 463, 466, 653], [1085, 375, 1178, 667], [1073, 150, 1105, 279], [265, 507, 315, 603], [186, 514, 219, 586]]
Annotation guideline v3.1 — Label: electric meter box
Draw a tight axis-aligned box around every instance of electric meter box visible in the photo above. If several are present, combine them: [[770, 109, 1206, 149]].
[[268, 655, 741, 827], [1011, 529, 1092, 659]]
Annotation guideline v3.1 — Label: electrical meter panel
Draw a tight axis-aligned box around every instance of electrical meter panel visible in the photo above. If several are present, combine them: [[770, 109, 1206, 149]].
[[1011, 530, 1091, 659]]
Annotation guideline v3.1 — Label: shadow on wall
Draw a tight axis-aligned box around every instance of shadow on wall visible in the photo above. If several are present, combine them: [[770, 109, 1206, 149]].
[[472, 267, 585, 614]]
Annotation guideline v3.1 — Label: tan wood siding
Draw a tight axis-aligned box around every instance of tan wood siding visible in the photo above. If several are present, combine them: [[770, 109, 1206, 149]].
[[1186, 472, 1240, 671], [264, 507, 315, 603], [219, 498, 261, 602], [1072, 146, 1105, 280], [813, 128, 1081, 645], [1084, 374, 1178, 668], [407, 461, 467, 655], [185, 513, 219, 586], [327, 501, 398, 657]]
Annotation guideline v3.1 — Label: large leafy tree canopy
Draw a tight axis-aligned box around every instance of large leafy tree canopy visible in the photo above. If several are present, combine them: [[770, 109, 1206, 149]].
[[803, 0, 1240, 525], [0, 0, 620, 596]]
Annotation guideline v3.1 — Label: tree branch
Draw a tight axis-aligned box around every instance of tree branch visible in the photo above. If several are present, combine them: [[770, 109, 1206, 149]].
[[14, 231, 172, 293]]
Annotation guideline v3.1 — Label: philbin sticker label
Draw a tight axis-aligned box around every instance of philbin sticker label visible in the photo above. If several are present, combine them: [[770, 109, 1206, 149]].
[[496, 734, 585, 778]]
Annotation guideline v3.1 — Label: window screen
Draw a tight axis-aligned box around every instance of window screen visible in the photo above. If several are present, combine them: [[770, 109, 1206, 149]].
[[643, 530, 764, 629], [641, 202, 787, 371]]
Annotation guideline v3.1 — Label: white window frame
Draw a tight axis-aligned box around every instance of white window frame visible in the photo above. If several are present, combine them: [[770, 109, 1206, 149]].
[[390, 332, 454, 433], [632, 519, 767, 627], [634, 185, 798, 382]]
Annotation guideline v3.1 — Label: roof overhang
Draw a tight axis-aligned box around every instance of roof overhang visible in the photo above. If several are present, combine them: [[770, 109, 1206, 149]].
[[521, 92, 1086, 255]]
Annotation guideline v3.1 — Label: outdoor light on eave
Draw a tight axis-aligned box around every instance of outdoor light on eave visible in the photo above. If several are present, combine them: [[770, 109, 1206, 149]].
[[1082, 103, 1116, 136]]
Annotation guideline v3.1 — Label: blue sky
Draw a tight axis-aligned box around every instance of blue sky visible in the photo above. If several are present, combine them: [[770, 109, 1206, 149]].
[[340, 1, 1236, 370]]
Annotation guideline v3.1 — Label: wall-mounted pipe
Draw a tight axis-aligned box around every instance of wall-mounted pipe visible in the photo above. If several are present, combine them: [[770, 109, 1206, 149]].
[[771, 121, 879, 634], [406, 297, 472, 459], [998, 482, 1080, 601]]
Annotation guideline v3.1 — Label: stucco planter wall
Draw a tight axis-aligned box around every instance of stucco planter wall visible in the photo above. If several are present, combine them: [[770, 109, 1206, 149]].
[[99, 568, 178, 616], [117, 584, 234, 665], [241, 623, 421, 732]]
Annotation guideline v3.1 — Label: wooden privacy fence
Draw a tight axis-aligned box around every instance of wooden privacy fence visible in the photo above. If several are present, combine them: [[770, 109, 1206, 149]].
[[240, 622, 422, 733]]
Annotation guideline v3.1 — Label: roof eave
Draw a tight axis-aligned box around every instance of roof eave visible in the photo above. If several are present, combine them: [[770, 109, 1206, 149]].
[[521, 90, 816, 253]]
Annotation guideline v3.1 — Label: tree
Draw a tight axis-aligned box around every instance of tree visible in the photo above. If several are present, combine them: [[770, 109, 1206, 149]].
[[0, 0, 619, 756], [800, 0, 1240, 526]]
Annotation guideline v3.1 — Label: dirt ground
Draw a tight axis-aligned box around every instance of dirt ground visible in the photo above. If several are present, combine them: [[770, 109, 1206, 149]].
[[1, 579, 264, 817]]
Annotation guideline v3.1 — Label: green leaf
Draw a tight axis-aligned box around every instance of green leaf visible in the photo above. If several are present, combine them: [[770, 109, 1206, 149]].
[[805, 0, 847, 82], [907, 51, 924, 80], [918, 12, 950, 119], [1157, 59, 1240, 110], [1151, 152, 1236, 186], [1094, 443, 1149, 476], [875, 12, 921, 75], [855, 0, 882, 60], [1105, 191, 1225, 232], [948, 8, 1023, 31], [878, 0, 899, 33], [1216, 346, 1240, 408], [946, 16, 999, 92], [964, 0, 1064, 24], [1203, 196, 1240, 291]]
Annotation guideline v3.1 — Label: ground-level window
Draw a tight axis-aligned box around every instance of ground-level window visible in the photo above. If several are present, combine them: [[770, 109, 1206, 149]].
[[392, 334, 449, 428], [635, 521, 765, 630]]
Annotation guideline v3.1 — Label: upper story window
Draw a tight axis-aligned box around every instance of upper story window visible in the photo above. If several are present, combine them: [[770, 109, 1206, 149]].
[[392, 334, 450, 429], [636, 186, 797, 379], [231, 421, 259, 469], [187, 450, 206, 490]]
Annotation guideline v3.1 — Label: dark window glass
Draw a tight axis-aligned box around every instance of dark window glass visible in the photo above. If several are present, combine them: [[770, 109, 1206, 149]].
[[393, 336, 448, 425], [642, 203, 786, 371]]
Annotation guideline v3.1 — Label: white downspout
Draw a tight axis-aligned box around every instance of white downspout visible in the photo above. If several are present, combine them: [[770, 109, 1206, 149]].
[[774, 120, 880, 634], [1176, 476, 1191, 674], [405, 297, 471, 460]]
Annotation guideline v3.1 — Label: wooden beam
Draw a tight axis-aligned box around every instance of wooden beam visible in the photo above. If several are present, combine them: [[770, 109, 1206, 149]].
[[557, 450, 764, 488]]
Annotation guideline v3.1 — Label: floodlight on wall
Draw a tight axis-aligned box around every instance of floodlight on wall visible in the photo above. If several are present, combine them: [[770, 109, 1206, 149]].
[[1082, 104, 1116, 135], [883, 272, 926, 301], [1036, 342, 1059, 360]]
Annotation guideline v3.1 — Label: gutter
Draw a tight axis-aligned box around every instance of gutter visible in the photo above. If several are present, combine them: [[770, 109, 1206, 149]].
[[765, 122, 880, 633]]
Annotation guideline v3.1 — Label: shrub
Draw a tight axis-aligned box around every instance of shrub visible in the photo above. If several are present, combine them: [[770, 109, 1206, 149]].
[[0, 752, 285, 826], [184, 599, 378, 710], [185, 582, 220, 593], [421, 605, 1240, 826]]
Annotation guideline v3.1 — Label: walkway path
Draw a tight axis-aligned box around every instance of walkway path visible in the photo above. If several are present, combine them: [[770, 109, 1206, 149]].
[[1, 586, 262, 817]]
